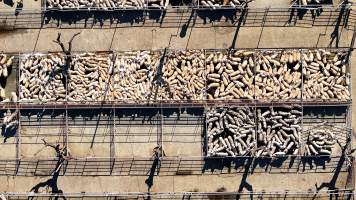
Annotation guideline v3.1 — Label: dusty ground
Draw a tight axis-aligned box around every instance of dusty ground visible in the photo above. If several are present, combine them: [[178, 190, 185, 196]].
[[0, 0, 41, 11], [0, 172, 349, 193], [0, 0, 354, 197], [0, 26, 352, 52]]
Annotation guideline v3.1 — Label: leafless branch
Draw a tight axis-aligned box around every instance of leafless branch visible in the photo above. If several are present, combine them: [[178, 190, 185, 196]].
[[41, 138, 57, 150], [68, 32, 81, 53], [52, 33, 66, 53], [52, 32, 81, 54]]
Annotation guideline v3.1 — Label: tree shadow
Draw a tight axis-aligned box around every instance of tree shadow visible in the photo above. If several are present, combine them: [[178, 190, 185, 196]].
[[145, 157, 160, 191], [236, 157, 254, 200], [329, 3, 348, 48], [180, 10, 195, 38], [270, 156, 293, 168], [312, 138, 354, 199], [229, 7, 247, 49], [28, 159, 66, 200]]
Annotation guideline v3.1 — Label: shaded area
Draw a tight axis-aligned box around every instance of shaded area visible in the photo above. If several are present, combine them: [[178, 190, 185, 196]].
[[145, 157, 160, 191], [180, 9, 195, 38], [229, 7, 248, 49], [196, 8, 240, 25], [3, 0, 14, 7], [0, 7, 351, 29], [44, 10, 145, 28], [300, 156, 331, 171], [0, 155, 350, 176], [236, 157, 253, 200], [1, 122, 17, 143], [29, 151, 67, 200], [329, 3, 349, 48], [203, 157, 248, 173], [312, 136, 355, 199], [202, 156, 345, 175], [145, 145, 165, 191], [287, 6, 324, 23]]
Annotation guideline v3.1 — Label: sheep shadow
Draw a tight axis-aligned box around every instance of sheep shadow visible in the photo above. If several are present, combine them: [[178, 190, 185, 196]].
[[196, 8, 240, 24], [21, 109, 65, 122], [146, 9, 166, 23], [300, 156, 331, 172], [252, 156, 298, 173], [43, 10, 145, 28], [202, 156, 298, 174], [114, 108, 160, 125], [202, 157, 251, 174], [3, 0, 14, 7], [291, 6, 324, 21]]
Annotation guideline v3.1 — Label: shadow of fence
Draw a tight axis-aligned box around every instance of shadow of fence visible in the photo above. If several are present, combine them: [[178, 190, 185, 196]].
[[17, 108, 204, 144], [0, 156, 351, 176], [0, 6, 354, 29], [1, 190, 355, 200]]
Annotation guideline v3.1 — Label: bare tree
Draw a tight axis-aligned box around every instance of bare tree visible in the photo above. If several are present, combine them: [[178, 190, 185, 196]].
[[53, 32, 81, 54], [51, 32, 81, 90]]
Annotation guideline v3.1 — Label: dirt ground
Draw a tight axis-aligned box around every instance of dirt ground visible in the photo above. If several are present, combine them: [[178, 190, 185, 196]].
[[0, 0, 354, 197]]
